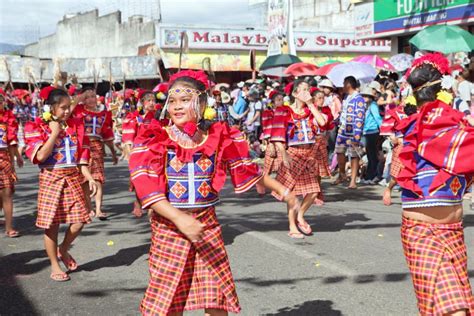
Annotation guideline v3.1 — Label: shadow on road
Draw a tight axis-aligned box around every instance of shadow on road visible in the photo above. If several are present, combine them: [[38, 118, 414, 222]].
[[265, 299, 342, 315], [76, 243, 149, 272], [0, 250, 42, 315]]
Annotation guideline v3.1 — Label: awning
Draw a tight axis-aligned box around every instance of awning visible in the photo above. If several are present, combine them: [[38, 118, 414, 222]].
[[160, 50, 389, 72]]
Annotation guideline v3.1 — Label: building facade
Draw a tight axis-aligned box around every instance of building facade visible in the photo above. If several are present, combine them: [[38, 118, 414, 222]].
[[24, 10, 155, 59]]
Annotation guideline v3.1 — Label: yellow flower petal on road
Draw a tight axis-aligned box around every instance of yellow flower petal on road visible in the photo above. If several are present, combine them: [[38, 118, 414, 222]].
[[107, 240, 114, 246]]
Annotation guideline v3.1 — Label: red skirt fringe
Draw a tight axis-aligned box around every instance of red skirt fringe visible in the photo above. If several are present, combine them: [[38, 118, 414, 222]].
[[89, 140, 105, 183], [401, 216, 474, 315], [36, 167, 91, 229], [0, 150, 16, 190], [141, 206, 240, 315]]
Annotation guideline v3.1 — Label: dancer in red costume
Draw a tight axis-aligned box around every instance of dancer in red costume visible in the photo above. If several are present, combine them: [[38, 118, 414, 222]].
[[311, 88, 334, 206], [122, 90, 157, 217], [380, 95, 412, 205], [397, 53, 474, 315], [25, 88, 98, 281], [129, 70, 300, 315], [271, 80, 328, 238], [74, 88, 117, 220], [0, 89, 23, 237]]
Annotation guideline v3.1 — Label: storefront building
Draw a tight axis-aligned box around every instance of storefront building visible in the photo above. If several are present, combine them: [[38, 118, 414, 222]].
[[156, 25, 392, 82], [354, 0, 474, 54]]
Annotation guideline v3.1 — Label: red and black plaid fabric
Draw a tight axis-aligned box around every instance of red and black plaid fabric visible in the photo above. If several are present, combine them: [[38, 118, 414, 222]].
[[36, 167, 90, 229], [390, 143, 403, 179], [401, 216, 474, 315], [141, 206, 240, 315], [272, 144, 320, 199], [89, 140, 105, 183], [314, 136, 330, 178], [263, 143, 282, 175], [0, 150, 16, 190]]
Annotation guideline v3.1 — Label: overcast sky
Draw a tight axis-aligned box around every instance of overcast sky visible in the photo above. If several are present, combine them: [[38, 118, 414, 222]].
[[0, 0, 263, 45]]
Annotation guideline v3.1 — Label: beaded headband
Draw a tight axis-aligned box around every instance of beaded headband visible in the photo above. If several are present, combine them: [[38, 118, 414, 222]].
[[168, 88, 202, 96]]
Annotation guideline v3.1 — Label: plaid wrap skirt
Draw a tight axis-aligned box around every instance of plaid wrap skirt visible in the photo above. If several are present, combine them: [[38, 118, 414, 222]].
[[401, 216, 474, 315], [36, 167, 91, 229], [390, 143, 403, 179], [141, 206, 240, 315], [314, 136, 330, 178], [0, 150, 16, 190], [272, 144, 320, 199], [90, 140, 105, 183], [263, 143, 282, 175]]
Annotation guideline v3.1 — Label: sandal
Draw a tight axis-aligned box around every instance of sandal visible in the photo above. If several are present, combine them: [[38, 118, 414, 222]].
[[57, 248, 78, 271], [5, 230, 20, 238], [297, 221, 313, 235], [50, 272, 70, 282], [288, 232, 305, 239], [96, 212, 108, 221], [332, 177, 347, 186]]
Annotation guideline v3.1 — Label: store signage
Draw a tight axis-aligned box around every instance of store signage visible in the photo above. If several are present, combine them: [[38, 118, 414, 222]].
[[355, 0, 474, 38], [159, 27, 391, 52]]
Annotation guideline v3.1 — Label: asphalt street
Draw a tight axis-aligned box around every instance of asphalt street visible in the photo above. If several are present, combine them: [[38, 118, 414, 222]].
[[2, 159, 474, 315]]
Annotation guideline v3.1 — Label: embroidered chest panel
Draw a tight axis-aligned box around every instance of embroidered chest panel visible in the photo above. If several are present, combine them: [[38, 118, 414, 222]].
[[287, 117, 316, 146], [84, 113, 106, 137], [40, 132, 79, 168], [0, 123, 8, 148], [165, 151, 219, 208]]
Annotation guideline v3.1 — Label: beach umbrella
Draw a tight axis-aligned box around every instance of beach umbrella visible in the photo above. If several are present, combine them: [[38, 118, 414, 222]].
[[284, 62, 319, 77], [409, 24, 474, 54], [351, 55, 396, 72], [388, 53, 414, 72], [314, 62, 342, 76], [327, 62, 378, 87]]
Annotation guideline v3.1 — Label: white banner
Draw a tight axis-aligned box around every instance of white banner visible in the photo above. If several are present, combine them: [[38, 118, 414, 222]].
[[159, 26, 391, 53], [354, 2, 375, 39]]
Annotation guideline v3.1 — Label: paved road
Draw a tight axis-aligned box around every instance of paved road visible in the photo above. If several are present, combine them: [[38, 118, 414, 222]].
[[2, 159, 474, 315]]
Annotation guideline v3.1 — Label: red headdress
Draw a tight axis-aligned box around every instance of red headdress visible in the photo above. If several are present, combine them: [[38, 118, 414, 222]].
[[284, 82, 294, 96], [310, 86, 320, 96], [68, 85, 77, 96], [169, 70, 209, 90], [268, 90, 281, 101], [39, 86, 55, 101], [137, 89, 152, 100], [405, 52, 451, 78]]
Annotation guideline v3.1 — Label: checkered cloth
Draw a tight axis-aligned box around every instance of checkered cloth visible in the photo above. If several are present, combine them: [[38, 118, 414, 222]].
[[314, 136, 330, 178], [263, 143, 282, 175], [390, 143, 403, 179], [401, 216, 474, 315], [141, 206, 240, 315], [272, 144, 320, 199], [36, 167, 91, 229], [0, 150, 16, 190], [89, 140, 105, 183]]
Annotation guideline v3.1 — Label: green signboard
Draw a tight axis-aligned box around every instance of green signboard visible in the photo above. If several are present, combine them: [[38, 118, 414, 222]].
[[374, 0, 471, 21]]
